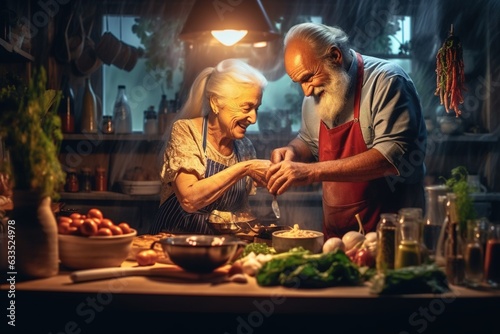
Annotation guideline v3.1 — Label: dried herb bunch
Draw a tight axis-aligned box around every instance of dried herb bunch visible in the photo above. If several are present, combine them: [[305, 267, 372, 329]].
[[0, 68, 65, 200]]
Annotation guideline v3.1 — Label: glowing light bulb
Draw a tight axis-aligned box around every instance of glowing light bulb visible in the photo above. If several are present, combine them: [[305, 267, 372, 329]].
[[211, 30, 248, 46]]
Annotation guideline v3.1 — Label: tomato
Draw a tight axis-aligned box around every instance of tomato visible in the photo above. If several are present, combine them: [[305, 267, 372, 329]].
[[57, 216, 72, 225], [96, 228, 113, 236], [58, 222, 70, 234], [69, 213, 81, 220], [109, 225, 123, 235], [70, 218, 84, 229], [99, 218, 114, 229], [80, 218, 99, 236], [87, 208, 104, 221], [118, 222, 132, 234], [136, 249, 158, 266]]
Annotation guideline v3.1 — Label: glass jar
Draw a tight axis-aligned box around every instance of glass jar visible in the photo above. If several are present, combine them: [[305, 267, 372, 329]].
[[80, 167, 92, 192], [101, 115, 114, 134], [65, 168, 79, 192], [95, 167, 107, 192], [376, 213, 398, 273], [395, 208, 423, 269], [143, 106, 158, 135], [464, 220, 484, 287]]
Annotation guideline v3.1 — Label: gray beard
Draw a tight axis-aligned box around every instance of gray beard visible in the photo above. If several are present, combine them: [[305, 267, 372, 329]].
[[314, 66, 351, 128]]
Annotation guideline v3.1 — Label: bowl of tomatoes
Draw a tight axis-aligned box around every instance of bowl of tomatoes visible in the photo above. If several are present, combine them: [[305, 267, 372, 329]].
[[57, 208, 136, 270]]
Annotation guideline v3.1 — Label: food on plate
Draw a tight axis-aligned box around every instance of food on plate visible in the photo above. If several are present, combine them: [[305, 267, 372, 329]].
[[56, 208, 134, 237]]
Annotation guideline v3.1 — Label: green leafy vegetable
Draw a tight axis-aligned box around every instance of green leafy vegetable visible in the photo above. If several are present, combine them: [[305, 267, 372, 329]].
[[256, 249, 361, 288], [240, 242, 275, 258], [370, 264, 451, 295]]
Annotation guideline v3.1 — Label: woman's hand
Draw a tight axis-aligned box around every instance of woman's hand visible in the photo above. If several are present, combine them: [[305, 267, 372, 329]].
[[246, 159, 271, 187]]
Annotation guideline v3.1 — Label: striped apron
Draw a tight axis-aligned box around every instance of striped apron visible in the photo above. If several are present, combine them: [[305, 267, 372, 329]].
[[149, 117, 248, 234]]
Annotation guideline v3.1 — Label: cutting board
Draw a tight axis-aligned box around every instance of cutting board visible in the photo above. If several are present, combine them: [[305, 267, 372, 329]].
[[70, 264, 230, 283]]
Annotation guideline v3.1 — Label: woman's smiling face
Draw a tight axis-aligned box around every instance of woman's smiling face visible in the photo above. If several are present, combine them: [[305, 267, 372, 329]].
[[217, 84, 262, 139]]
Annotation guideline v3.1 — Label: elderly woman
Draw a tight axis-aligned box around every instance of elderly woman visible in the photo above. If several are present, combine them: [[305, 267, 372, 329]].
[[149, 59, 270, 234]]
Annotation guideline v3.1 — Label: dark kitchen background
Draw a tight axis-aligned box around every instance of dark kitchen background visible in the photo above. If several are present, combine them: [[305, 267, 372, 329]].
[[1, 0, 499, 232]]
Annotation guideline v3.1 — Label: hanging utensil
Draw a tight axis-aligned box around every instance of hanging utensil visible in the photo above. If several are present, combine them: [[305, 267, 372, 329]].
[[272, 195, 281, 219]]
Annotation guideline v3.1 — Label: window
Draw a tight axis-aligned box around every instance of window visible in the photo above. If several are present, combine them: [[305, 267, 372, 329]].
[[102, 15, 183, 132]]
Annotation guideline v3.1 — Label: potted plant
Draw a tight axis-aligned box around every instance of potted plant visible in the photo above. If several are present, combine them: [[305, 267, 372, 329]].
[[441, 166, 476, 236], [0, 68, 65, 278]]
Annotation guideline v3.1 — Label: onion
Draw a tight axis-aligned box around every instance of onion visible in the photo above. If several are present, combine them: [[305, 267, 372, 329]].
[[322, 237, 345, 253], [342, 231, 366, 251]]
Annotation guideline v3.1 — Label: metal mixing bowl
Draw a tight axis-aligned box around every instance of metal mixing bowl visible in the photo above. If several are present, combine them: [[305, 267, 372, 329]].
[[158, 235, 245, 273]]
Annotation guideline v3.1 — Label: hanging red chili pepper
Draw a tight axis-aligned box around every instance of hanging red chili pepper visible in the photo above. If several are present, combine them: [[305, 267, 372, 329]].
[[434, 25, 466, 116]]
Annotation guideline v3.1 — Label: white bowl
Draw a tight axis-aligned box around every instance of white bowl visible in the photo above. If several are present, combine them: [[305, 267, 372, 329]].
[[58, 229, 137, 270], [272, 229, 324, 254]]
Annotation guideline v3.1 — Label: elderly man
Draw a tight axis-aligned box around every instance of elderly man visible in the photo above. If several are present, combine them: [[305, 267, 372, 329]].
[[266, 23, 427, 239]]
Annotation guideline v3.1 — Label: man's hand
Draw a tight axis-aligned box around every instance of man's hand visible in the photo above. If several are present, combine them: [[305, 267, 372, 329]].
[[266, 160, 315, 195], [270, 146, 295, 163]]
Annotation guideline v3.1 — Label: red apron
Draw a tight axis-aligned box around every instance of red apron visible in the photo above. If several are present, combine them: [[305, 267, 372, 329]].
[[319, 53, 396, 239]]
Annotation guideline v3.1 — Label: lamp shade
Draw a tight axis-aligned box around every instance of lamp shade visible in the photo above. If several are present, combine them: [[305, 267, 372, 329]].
[[180, 0, 280, 45]]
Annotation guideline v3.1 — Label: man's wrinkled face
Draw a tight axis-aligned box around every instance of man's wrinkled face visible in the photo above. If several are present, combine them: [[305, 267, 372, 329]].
[[284, 39, 350, 127]]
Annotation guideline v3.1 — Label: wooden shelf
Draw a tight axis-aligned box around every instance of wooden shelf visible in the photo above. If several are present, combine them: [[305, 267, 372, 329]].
[[0, 37, 34, 62], [62, 133, 165, 142], [60, 191, 160, 202], [429, 132, 498, 143]]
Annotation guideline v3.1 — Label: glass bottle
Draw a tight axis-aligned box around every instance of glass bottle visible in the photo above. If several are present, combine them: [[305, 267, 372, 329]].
[[484, 223, 500, 288], [464, 220, 484, 287], [113, 85, 132, 134], [435, 194, 450, 266], [58, 75, 75, 133], [444, 193, 466, 285], [143, 106, 158, 135], [376, 213, 398, 273], [81, 77, 98, 133], [158, 94, 169, 134], [395, 208, 422, 269], [423, 185, 447, 259]]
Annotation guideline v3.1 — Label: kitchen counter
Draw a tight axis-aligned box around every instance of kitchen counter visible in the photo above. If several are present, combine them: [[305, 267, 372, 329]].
[[2, 261, 500, 334]]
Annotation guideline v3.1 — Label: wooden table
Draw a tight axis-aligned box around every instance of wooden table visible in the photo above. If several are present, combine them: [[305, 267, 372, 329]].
[[2, 261, 500, 334]]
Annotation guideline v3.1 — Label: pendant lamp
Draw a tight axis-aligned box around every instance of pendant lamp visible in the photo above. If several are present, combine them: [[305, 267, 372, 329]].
[[180, 0, 280, 46]]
